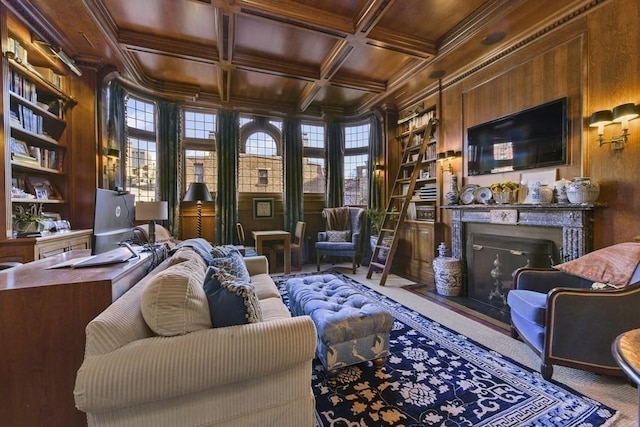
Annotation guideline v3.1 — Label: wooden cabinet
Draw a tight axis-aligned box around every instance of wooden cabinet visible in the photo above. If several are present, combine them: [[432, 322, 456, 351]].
[[0, 249, 160, 427], [2, 6, 76, 240], [394, 220, 442, 283], [0, 229, 91, 263]]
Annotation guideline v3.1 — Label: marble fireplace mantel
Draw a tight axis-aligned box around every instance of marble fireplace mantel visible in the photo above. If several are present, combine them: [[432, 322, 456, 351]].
[[442, 203, 606, 263]]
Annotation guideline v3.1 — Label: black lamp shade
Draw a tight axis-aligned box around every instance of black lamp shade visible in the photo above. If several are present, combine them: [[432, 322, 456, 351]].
[[183, 182, 213, 202], [612, 103, 639, 123], [589, 110, 613, 127]]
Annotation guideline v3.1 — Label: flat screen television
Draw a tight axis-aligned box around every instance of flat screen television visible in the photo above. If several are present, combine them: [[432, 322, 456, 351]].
[[466, 97, 568, 176], [92, 188, 135, 255]]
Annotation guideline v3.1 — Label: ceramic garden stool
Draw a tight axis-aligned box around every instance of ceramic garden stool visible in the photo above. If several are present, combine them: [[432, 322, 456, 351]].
[[286, 274, 394, 376]]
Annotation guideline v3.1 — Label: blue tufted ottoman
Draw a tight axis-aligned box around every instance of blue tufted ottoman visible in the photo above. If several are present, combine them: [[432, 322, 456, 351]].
[[286, 274, 394, 375]]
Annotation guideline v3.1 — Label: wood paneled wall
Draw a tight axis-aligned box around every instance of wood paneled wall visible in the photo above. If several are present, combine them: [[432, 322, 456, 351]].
[[433, 0, 639, 247]]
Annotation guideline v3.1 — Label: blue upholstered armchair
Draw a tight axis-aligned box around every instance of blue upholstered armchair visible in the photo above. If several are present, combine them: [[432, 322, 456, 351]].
[[316, 207, 364, 274], [508, 263, 640, 380]]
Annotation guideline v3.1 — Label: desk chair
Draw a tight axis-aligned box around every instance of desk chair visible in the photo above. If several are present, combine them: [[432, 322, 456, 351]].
[[236, 223, 258, 257], [271, 221, 306, 271]]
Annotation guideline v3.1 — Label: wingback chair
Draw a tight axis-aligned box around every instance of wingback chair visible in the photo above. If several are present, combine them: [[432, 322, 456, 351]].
[[507, 243, 640, 380], [316, 207, 364, 274]]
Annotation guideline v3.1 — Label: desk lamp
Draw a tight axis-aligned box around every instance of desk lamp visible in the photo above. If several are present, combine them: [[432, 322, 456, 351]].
[[183, 182, 213, 238], [135, 201, 168, 245]]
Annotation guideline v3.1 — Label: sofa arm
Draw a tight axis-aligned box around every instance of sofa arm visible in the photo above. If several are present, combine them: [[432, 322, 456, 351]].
[[513, 268, 587, 293], [244, 255, 269, 275], [74, 316, 317, 413]]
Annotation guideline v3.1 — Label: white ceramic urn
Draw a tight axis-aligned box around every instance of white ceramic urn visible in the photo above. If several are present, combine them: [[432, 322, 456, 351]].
[[566, 177, 600, 204]]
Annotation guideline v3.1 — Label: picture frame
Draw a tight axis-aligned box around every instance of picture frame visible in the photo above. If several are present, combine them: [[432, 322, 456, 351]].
[[35, 187, 48, 200], [10, 138, 29, 156], [26, 176, 60, 200], [253, 197, 274, 220]]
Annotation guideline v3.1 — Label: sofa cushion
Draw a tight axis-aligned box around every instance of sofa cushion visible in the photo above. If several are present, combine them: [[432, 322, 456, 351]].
[[251, 273, 282, 300], [203, 268, 262, 327], [259, 297, 292, 322], [211, 251, 251, 283], [211, 245, 242, 258], [141, 261, 211, 336], [167, 247, 208, 270], [554, 242, 640, 287], [169, 239, 215, 265]]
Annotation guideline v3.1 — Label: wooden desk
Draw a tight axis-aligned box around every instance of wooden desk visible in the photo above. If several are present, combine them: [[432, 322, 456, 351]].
[[0, 249, 157, 427], [252, 230, 291, 274], [612, 329, 640, 420]]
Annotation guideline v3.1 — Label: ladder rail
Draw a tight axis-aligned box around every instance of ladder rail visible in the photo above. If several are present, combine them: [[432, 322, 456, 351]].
[[368, 119, 435, 285]]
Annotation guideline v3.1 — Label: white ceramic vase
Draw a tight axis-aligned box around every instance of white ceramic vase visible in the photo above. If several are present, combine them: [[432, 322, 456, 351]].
[[566, 177, 599, 204]]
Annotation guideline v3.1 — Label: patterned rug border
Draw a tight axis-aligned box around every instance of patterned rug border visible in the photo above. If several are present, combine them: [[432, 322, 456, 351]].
[[272, 270, 620, 427]]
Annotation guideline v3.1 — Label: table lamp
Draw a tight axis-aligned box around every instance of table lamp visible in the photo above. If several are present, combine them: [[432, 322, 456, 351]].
[[135, 201, 169, 245], [183, 182, 213, 238]]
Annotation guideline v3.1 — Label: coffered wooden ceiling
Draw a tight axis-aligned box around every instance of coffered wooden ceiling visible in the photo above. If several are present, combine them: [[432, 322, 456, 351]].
[[7, 0, 595, 118]]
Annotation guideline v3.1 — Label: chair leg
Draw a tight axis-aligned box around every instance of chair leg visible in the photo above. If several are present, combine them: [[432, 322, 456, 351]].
[[541, 363, 553, 381], [317, 252, 321, 271], [352, 257, 356, 274]]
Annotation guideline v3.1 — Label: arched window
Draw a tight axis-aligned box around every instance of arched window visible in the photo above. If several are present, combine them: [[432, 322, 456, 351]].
[[238, 117, 283, 193]]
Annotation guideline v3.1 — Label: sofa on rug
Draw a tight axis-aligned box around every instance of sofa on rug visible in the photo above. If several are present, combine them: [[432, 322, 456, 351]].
[[73, 243, 317, 427]]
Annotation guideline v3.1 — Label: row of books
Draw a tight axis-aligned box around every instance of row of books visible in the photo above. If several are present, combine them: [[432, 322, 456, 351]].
[[11, 105, 44, 135], [9, 69, 38, 102]]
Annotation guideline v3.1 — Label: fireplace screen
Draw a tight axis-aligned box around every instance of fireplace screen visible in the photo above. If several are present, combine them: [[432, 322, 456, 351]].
[[466, 233, 557, 312]]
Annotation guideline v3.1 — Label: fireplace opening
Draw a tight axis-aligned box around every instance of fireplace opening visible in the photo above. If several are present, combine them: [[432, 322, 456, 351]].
[[466, 233, 558, 316]]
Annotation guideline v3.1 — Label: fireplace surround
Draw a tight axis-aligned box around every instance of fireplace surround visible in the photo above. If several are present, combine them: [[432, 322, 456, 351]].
[[443, 203, 603, 319]]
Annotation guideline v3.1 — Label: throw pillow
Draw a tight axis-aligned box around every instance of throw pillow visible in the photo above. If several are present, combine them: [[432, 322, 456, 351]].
[[211, 251, 251, 282], [168, 238, 215, 265], [211, 244, 241, 258], [141, 262, 211, 336], [554, 242, 640, 288], [203, 267, 262, 327], [326, 230, 351, 242]]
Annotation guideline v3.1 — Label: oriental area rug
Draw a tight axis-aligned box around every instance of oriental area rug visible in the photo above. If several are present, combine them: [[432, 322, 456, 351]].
[[273, 272, 618, 427]]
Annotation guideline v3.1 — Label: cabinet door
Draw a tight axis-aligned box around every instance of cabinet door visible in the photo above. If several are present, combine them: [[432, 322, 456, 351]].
[[37, 240, 69, 258], [68, 236, 91, 251], [413, 223, 435, 263]]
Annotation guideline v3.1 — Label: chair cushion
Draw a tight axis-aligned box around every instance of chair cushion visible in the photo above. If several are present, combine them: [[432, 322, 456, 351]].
[[316, 241, 356, 252], [554, 242, 640, 287], [507, 289, 547, 327]]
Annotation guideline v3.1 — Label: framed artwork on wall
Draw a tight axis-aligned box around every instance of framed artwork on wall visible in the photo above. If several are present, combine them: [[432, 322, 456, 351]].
[[253, 197, 274, 219]]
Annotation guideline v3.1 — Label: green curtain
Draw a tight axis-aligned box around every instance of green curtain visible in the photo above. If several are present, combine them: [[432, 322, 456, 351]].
[[156, 101, 181, 235], [106, 81, 126, 189], [283, 118, 303, 233], [368, 113, 383, 210], [216, 110, 239, 245], [325, 119, 344, 207]]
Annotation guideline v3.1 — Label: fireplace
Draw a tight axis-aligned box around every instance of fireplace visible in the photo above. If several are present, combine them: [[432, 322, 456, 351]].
[[442, 203, 602, 322], [467, 231, 557, 312]]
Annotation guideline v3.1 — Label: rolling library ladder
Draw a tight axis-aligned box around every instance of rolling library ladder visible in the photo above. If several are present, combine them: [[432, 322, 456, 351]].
[[367, 119, 435, 286]]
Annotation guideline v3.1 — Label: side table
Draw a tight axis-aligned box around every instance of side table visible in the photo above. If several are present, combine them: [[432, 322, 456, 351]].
[[612, 328, 640, 420]]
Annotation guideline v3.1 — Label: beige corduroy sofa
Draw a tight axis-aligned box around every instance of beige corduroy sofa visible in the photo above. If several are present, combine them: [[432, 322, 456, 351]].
[[73, 247, 317, 427]]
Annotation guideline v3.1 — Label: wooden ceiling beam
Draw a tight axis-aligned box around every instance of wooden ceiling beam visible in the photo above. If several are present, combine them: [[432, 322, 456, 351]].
[[353, 0, 396, 36], [118, 29, 218, 64], [367, 27, 436, 59], [233, 53, 318, 81]]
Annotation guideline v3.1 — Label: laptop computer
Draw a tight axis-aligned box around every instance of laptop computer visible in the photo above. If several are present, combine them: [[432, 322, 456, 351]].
[[47, 244, 140, 269]]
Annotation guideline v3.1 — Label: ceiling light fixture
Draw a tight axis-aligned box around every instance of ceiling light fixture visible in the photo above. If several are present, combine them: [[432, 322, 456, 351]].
[[481, 31, 506, 45]]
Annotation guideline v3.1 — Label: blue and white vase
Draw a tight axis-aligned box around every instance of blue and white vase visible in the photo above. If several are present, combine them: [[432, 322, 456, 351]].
[[566, 177, 599, 204]]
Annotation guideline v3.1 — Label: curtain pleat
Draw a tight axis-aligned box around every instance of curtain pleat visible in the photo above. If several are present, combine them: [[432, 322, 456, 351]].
[[364, 113, 383, 265], [107, 81, 126, 189], [283, 118, 303, 233], [216, 110, 239, 245], [156, 101, 181, 235], [325, 120, 344, 207]]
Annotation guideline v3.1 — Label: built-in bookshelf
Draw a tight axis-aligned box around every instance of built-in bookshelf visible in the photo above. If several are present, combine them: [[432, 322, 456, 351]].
[[2, 10, 76, 238]]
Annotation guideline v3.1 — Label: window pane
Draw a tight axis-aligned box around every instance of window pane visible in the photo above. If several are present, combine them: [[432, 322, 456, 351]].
[[344, 154, 369, 205], [127, 137, 157, 202], [239, 116, 253, 127], [184, 110, 216, 139], [344, 123, 369, 149], [302, 123, 325, 193], [184, 149, 217, 192], [126, 97, 155, 132], [239, 131, 282, 193], [343, 122, 370, 205]]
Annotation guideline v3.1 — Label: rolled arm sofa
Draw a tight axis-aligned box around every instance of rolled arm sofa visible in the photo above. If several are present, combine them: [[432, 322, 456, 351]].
[[507, 242, 640, 380], [74, 246, 317, 427]]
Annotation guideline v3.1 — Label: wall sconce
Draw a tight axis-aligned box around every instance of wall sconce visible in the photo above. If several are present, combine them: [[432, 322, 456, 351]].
[[590, 103, 639, 150], [437, 150, 461, 174], [374, 164, 384, 173]]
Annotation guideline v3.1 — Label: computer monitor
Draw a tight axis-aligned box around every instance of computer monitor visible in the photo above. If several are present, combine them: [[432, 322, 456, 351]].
[[92, 188, 135, 255]]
